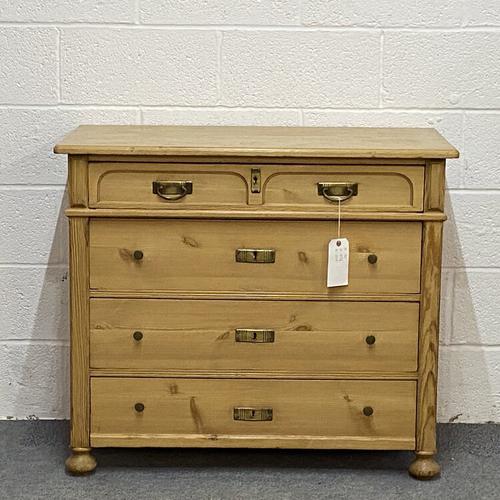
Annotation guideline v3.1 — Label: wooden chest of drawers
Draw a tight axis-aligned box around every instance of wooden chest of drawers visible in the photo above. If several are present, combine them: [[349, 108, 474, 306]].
[[56, 125, 458, 479]]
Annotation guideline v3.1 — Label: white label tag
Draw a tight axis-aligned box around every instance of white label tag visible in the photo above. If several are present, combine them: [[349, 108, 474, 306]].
[[327, 238, 349, 287]]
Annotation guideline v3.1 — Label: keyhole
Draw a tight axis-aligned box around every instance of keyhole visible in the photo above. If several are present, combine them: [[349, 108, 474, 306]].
[[252, 331, 257, 340], [253, 175, 258, 185], [252, 251, 257, 260], [251, 410, 256, 418]]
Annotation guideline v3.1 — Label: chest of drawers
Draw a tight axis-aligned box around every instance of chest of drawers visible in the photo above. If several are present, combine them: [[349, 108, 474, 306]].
[[56, 125, 458, 479]]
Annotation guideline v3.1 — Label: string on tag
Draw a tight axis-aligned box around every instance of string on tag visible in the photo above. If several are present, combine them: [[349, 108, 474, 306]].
[[337, 198, 341, 239]]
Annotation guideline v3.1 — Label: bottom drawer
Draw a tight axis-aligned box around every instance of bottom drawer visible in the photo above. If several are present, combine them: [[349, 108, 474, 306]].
[[91, 378, 416, 450]]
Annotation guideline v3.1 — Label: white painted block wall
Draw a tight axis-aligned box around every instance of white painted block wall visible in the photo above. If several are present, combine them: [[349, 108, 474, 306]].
[[0, 1, 498, 423]]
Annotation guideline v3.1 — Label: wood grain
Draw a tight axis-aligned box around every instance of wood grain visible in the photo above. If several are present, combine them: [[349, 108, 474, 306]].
[[416, 222, 443, 454], [66, 207, 447, 221], [89, 299, 419, 372], [88, 155, 428, 166], [68, 155, 88, 208], [89, 369, 418, 380], [69, 217, 90, 447], [55, 125, 459, 159], [88, 290, 421, 301], [90, 378, 416, 449], [91, 434, 415, 450], [89, 219, 422, 295], [424, 160, 446, 211]]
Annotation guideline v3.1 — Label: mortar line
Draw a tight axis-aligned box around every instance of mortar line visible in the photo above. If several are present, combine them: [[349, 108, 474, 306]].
[[441, 345, 500, 351], [1, 22, 500, 31], [1, 104, 500, 112], [442, 267, 500, 272], [134, 0, 140, 24], [0, 263, 67, 268], [0, 339, 69, 346], [448, 268, 456, 345], [446, 188, 500, 193], [55, 28, 61, 102], [460, 110, 466, 188], [378, 30, 384, 108], [0, 185, 66, 190], [216, 31, 223, 105]]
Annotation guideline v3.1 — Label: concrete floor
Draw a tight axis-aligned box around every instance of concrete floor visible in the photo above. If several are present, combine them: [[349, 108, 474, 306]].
[[0, 421, 498, 499]]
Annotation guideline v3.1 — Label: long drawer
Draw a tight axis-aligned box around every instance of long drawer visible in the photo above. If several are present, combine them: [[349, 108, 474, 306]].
[[89, 219, 422, 294], [88, 162, 424, 211], [90, 299, 419, 372], [91, 378, 416, 449]]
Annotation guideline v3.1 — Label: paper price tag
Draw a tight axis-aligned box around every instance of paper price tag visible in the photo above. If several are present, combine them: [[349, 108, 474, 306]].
[[327, 238, 349, 287]]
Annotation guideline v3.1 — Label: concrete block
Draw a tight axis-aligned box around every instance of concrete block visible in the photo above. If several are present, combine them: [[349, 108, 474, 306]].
[[443, 192, 500, 268], [142, 107, 301, 126], [0, 267, 68, 341], [383, 32, 500, 108], [221, 31, 380, 107], [0, 189, 66, 265], [0, 344, 69, 419], [0, 0, 135, 22], [0, 28, 58, 104], [463, 113, 500, 189], [451, 271, 500, 345], [140, 0, 300, 25], [438, 347, 500, 423], [61, 29, 218, 105], [303, 0, 462, 27]]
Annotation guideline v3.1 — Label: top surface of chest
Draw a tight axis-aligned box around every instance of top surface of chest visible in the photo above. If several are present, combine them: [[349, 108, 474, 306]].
[[55, 125, 459, 159]]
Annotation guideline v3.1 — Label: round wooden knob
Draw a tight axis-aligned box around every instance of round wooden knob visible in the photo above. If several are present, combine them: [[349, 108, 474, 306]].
[[365, 335, 376, 345], [363, 406, 374, 417], [133, 331, 143, 341], [367, 254, 378, 264], [134, 403, 145, 413], [133, 250, 144, 260]]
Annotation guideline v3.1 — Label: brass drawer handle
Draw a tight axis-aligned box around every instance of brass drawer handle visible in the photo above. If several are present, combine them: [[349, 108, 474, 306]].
[[152, 180, 193, 201], [235, 248, 276, 263], [317, 182, 358, 202], [235, 329, 275, 343], [233, 407, 273, 421]]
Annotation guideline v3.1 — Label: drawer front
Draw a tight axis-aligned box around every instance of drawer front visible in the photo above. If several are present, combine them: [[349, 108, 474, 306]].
[[91, 378, 416, 448], [90, 299, 419, 372], [89, 219, 422, 294], [89, 162, 424, 212], [263, 165, 424, 211], [89, 162, 251, 209]]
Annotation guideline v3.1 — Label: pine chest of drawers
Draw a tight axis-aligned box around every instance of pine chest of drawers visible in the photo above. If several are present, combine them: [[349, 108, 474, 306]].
[[55, 125, 458, 479]]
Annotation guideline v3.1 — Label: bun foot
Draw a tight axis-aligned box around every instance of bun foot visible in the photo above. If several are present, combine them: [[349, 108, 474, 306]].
[[65, 447, 97, 475], [408, 453, 440, 480]]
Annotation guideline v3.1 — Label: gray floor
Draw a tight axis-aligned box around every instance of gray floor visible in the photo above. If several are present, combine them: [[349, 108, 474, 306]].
[[0, 421, 498, 500]]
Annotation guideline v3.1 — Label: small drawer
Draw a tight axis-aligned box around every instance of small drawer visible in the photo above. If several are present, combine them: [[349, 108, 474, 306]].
[[88, 162, 251, 209], [262, 164, 424, 212], [89, 219, 422, 294], [90, 378, 416, 449], [90, 299, 419, 372]]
